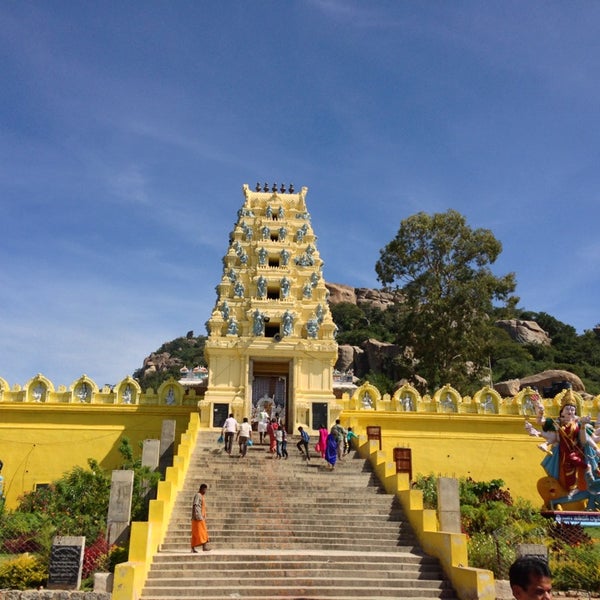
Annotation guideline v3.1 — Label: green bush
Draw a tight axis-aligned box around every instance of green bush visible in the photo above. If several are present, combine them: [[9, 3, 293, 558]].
[[412, 473, 600, 590], [0, 511, 55, 558], [551, 545, 600, 592], [412, 473, 438, 509], [109, 545, 129, 571], [468, 531, 517, 580], [0, 554, 47, 590]]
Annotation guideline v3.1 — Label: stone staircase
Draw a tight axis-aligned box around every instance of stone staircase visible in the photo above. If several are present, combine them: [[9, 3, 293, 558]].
[[141, 432, 456, 600]]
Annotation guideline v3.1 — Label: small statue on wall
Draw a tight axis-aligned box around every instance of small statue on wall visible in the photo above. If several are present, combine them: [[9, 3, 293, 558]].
[[166, 387, 175, 406], [233, 281, 245, 298], [220, 300, 230, 320], [258, 247, 268, 266], [306, 317, 319, 339], [122, 385, 132, 404], [282, 310, 294, 337], [257, 276, 267, 299], [227, 317, 238, 336], [252, 309, 266, 336]]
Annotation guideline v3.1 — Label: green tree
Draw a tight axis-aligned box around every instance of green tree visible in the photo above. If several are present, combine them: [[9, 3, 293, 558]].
[[330, 302, 397, 347], [376, 210, 518, 391]]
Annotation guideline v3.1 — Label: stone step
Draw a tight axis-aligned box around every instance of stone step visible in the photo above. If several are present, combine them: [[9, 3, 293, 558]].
[[170, 505, 402, 516], [148, 557, 443, 576], [144, 577, 451, 590], [150, 551, 441, 566], [143, 594, 453, 599], [160, 542, 422, 553], [164, 529, 416, 542], [166, 524, 413, 534], [141, 586, 455, 599], [139, 436, 457, 600]]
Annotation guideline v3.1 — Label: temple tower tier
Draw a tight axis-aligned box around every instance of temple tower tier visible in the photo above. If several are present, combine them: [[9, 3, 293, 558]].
[[202, 184, 338, 433]]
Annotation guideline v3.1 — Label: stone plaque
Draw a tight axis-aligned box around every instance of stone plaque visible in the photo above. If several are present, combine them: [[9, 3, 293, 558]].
[[107, 469, 134, 546], [159, 419, 176, 475], [142, 439, 160, 470], [517, 543, 548, 561], [47, 535, 85, 590]]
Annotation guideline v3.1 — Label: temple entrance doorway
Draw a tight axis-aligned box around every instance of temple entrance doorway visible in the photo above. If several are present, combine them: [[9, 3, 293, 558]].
[[251, 360, 291, 431]]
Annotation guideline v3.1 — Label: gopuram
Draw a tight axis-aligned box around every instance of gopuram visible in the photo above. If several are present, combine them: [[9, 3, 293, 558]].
[[200, 183, 338, 432]]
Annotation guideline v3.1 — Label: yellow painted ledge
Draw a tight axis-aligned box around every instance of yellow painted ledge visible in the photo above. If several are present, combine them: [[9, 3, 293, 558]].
[[112, 412, 199, 600], [357, 437, 495, 600]]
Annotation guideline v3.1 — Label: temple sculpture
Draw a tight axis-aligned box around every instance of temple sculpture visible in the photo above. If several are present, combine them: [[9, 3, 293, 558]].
[[201, 184, 338, 432], [525, 388, 600, 511]]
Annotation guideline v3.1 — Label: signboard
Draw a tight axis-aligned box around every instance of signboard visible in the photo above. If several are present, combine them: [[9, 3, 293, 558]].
[[542, 511, 600, 527], [47, 536, 85, 590]]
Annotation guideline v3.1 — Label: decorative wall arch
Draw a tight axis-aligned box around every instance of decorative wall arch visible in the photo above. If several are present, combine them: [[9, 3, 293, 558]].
[[25, 374, 55, 403], [0, 377, 8, 402], [433, 384, 460, 413], [473, 386, 502, 414], [515, 386, 545, 417], [69, 375, 99, 403], [352, 382, 381, 410], [158, 379, 184, 406], [115, 376, 141, 405], [392, 384, 421, 412]]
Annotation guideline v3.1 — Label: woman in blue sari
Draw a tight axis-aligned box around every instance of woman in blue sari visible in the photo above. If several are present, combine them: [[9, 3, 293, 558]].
[[325, 432, 338, 470]]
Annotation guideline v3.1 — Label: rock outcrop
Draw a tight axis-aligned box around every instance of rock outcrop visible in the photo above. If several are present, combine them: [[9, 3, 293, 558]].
[[355, 288, 399, 310], [326, 282, 401, 310], [335, 344, 358, 372], [494, 369, 585, 397], [326, 282, 357, 305], [361, 338, 400, 374], [495, 319, 551, 346], [140, 352, 182, 378]]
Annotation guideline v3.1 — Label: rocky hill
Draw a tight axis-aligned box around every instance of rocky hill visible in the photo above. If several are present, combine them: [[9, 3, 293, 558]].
[[134, 283, 599, 396], [325, 282, 589, 396]]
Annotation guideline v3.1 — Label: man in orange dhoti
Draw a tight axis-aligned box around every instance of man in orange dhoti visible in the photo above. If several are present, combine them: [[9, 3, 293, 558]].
[[191, 483, 211, 552]]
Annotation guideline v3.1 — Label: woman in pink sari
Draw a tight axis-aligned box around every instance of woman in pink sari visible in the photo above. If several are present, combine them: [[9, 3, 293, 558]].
[[318, 425, 328, 459]]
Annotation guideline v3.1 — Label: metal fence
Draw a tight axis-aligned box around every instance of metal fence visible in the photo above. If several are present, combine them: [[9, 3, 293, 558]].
[[489, 522, 600, 594], [0, 513, 112, 585]]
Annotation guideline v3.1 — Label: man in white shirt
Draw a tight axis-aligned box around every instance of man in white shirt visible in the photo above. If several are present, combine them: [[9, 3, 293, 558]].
[[222, 413, 238, 455], [237, 417, 253, 458]]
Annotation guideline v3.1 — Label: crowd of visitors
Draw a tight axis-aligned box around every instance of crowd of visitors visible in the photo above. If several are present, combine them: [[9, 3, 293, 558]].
[[220, 412, 359, 472]]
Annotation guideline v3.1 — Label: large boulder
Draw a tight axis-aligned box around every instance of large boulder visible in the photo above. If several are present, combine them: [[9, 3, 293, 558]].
[[361, 338, 400, 374], [141, 352, 182, 378], [326, 282, 401, 310], [325, 282, 356, 305], [519, 370, 584, 394], [494, 370, 585, 397], [493, 379, 521, 397], [495, 319, 551, 346], [355, 288, 399, 311], [335, 345, 356, 372]]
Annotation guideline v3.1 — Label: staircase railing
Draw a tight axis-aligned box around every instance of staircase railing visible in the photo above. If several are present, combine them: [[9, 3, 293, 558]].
[[112, 412, 200, 600], [356, 435, 496, 600]]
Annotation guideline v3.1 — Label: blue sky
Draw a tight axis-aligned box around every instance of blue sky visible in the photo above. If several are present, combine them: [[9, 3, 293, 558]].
[[2, 1, 600, 388]]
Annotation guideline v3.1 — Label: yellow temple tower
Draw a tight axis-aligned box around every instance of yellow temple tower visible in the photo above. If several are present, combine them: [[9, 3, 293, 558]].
[[201, 183, 338, 433]]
